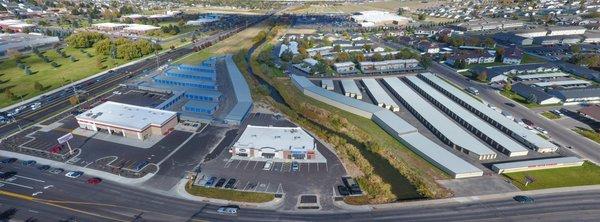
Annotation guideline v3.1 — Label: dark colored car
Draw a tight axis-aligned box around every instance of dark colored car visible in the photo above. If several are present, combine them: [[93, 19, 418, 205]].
[[224, 179, 237, 189], [37, 165, 51, 171], [87, 177, 102, 185], [215, 178, 227, 188], [1, 158, 17, 164], [522, 118, 534, 126], [49, 168, 64, 174], [205, 176, 217, 187], [337, 185, 350, 196], [0, 171, 17, 180], [514, 195, 535, 204], [21, 160, 36, 166]]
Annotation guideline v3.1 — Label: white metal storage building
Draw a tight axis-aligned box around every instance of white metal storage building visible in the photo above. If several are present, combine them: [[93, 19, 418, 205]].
[[340, 79, 363, 99], [382, 77, 497, 160], [361, 78, 400, 112], [291, 75, 483, 178], [404, 76, 529, 157], [418, 73, 558, 153], [492, 157, 584, 174]]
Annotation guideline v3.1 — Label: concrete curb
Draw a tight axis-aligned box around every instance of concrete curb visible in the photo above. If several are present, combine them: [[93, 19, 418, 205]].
[[173, 179, 284, 209], [0, 150, 154, 184]]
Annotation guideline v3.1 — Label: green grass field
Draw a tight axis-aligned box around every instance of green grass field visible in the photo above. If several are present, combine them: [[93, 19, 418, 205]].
[[0, 48, 127, 108], [504, 161, 600, 190], [186, 184, 275, 203], [541, 111, 561, 120], [573, 127, 600, 144], [522, 54, 543, 64]]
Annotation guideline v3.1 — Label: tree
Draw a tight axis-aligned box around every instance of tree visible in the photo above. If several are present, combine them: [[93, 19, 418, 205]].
[[280, 50, 293, 62], [495, 47, 505, 62], [94, 38, 112, 55], [336, 52, 350, 62], [418, 14, 426, 21], [477, 70, 488, 82], [333, 45, 341, 52], [354, 53, 366, 62], [484, 37, 495, 48], [65, 32, 106, 48], [362, 44, 372, 52], [570, 44, 582, 53], [4, 89, 16, 100], [397, 8, 405, 15], [34, 81, 44, 91], [372, 53, 384, 61], [503, 81, 512, 92]]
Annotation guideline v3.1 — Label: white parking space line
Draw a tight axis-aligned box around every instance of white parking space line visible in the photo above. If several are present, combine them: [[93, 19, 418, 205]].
[[235, 160, 242, 169], [243, 161, 251, 169], [243, 181, 250, 190], [0, 181, 34, 189], [253, 161, 259, 170], [15, 175, 45, 183]]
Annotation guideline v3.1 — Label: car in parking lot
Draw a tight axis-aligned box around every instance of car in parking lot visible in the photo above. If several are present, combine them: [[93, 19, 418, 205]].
[[65, 171, 83, 178], [224, 179, 237, 189], [205, 176, 217, 187], [0, 171, 17, 180], [1, 158, 17, 164], [21, 160, 36, 166], [337, 185, 350, 196], [514, 195, 535, 204], [217, 205, 239, 215], [49, 168, 64, 174], [342, 177, 363, 195], [87, 177, 102, 185], [215, 178, 227, 188], [291, 162, 299, 172], [263, 161, 273, 171], [37, 165, 51, 171]]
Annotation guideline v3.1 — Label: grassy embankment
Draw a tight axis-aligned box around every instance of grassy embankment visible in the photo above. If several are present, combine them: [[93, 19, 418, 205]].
[[235, 25, 451, 205], [573, 127, 600, 144], [504, 161, 600, 190], [541, 111, 561, 120], [186, 182, 275, 203]]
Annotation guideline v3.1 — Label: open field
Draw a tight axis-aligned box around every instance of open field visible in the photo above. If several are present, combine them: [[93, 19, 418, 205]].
[[175, 22, 270, 64], [573, 127, 600, 144], [0, 48, 127, 108], [504, 161, 600, 190], [186, 183, 275, 203], [182, 6, 266, 15], [286, 0, 442, 14]]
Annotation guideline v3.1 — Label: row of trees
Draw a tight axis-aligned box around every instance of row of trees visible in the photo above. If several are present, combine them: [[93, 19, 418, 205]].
[[94, 38, 161, 61], [65, 32, 106, 48]]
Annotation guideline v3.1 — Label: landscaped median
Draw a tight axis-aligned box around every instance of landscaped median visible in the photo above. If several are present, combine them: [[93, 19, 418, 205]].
[[503, 161, 600, 191], [185, 182, 275, 203], [573, 127, 600, 144], [541, 111, 561, 120]]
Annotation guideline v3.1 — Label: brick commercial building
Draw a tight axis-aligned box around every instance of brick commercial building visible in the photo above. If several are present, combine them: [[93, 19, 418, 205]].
[[75, 101, 178, 140]]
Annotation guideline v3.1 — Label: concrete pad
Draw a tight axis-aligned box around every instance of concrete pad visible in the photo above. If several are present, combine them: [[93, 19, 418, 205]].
[[71, 128, 164, 149], [437, 176, 519, 197]]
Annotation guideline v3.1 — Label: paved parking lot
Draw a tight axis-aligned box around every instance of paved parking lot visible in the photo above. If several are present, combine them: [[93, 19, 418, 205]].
[[199, 113, 347, 211], [107, 89, 170, 108]]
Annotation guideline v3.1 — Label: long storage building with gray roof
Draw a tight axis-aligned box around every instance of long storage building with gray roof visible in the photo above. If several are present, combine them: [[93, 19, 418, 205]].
[[291, 74, 483, 178]]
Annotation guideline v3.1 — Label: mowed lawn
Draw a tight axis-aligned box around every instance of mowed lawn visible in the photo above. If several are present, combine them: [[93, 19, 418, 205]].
[[0, 48, 126, 108], [503, 161, 600, 190]]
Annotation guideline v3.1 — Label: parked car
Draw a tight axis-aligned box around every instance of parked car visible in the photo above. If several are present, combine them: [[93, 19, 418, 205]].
[[291, 162, 299, 172], [21, 160, 36, 166], [215, 178, 227, 188], [217, 206, 239, 215], [37, 165, 51, 171], [224, 179, 237, 189], [337, 185, 350, 196], [205, 176, 217, 187], [342, 177, 363, 195], [263, 161, 273, 170], [522, 118, 534, 126], [513, 195, 535, 204], [65, 171, 83, 178], [87, 177, 102, 185], [1, 158, 17, 164], [49, 168, 64, 175], [133, 160, 149, 171], [0, 171, 17, 180], [30, 102, 42, 110]]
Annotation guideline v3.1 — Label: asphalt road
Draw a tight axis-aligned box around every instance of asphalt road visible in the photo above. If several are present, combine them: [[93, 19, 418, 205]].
[[2, 161, 600, 222], [428, 62, 600, 163]]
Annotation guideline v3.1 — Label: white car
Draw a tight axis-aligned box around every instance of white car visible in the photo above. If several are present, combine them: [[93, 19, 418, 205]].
[[30, 102, 42, 110], [65, 171, 83, 178], [112, 91, 122, 95], [217, 206, 238, 215], [263, 161, 273, 171]]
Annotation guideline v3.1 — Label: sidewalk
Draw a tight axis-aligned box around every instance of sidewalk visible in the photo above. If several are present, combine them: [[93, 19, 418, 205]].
[[0, 150, 154, 184], [172, 179, 285, 209], [334, 184, 600, 212]]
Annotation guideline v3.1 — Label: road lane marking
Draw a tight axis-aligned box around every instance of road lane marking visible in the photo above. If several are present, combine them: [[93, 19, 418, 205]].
[[0, 181, 34, 189], [15, 175, 45, 183]]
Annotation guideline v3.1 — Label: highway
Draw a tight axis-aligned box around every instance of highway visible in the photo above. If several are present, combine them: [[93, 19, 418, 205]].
[[428, 62, 600, 163], [2, 160, 600, 221], [0, 15, 268, 140]]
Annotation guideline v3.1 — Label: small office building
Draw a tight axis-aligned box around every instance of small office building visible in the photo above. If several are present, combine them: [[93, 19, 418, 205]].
[[230, 125, 317, 160], [76, 101, 178, 140]]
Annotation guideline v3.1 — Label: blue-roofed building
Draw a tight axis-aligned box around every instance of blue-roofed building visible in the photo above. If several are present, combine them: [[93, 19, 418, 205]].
[[164, 67, 216, 81], [183, 100, 219, 115], [223, 55, 253, 125], [153, 75, 218, 90]]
